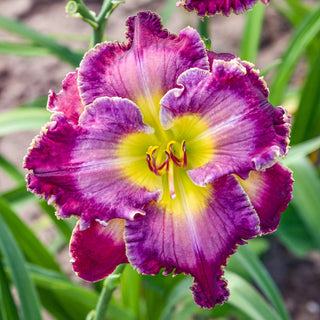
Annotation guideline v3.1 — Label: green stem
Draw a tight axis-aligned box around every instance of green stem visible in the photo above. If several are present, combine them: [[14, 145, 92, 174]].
[[198, 17, 211, 49], [198, 16, 210, 39], [97, 0, 114, 24], [92, 18, 107, 46], [94, 264, 127, 320], [92, 0, 124, 46]]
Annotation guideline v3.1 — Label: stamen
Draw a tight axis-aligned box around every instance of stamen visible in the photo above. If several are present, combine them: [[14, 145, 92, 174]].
[[146, 146, 159, 174], [181, 140, 187, 168], [145, 140, 187, 198], [167, 141, 182, 167], [146, 153, 153, 172], [158, 151, 170, 173]]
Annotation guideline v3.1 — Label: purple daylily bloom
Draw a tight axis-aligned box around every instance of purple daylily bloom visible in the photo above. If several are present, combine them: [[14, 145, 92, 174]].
[[24, 11, 293, 308], [177, 0, 269, 16]]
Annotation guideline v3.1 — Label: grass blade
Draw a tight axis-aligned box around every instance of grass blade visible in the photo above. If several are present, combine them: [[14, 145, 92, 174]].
[[0, 154, 25, 184], [288, 157, 320, 248], [269, 3, 320, 105], [19, 96, 48, 108], [121, 265, 141, 319], [233, 246, 290, 320], [277, 204, 318, 256], [283, 136, 320, 166], [290, 50, 320, 144], [27, 264, 137, 320], [0, 214, 42, 320], [0, 41, 51, 56], [240, 2, 266, 63], [0, 196, 60, 271], [0, 259, 20, 320], [0, 107, 50, 136], [0, 15, 82, 66], [226, 271, 281, 320], [159, 277, 193, 320]]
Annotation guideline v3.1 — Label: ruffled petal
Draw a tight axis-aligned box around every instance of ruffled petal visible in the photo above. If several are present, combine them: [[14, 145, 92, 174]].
[[24, 97, 159, 228], [70, 219, 128, 282], [207, 52, 269, 98], [160, 59, 290, 186], [47, 70, 84, 124], [125, 175, 260, 308], [238, 162, 293, 234], [177, 0, 270, 17], [78, 11, 208, 127]]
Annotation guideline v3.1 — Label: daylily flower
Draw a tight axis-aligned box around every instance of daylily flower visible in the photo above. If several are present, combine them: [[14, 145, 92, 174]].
[[24, 11, 292, 308], [177, 0, 270, 16]]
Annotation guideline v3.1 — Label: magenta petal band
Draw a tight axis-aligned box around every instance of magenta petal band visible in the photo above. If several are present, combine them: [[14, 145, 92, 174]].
[[25, 97, 159, 228], [177, 0, 270, 17], [47, 70, 84, 124], [70, 219, 128, 282], [78, 12, 209, 107], [160, 60, 290, 185], [24, 11, 292, 309], [239, 162, 293, 234], [125, 175, 260, 307]]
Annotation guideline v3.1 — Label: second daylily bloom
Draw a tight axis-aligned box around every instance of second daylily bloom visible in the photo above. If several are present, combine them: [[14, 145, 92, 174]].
[[24, 11, 292, 308], [177, 0, 270, 16]]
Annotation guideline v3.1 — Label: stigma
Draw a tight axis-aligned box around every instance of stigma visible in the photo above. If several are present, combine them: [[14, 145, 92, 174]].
[[146, 140, 187, 199]]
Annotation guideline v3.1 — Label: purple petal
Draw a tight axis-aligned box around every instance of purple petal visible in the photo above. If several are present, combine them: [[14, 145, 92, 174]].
[[177, 0, 270, 17], [160, 59, 291, 186], [47, 70, 84, 124], [207, 52, 269, 98], [70, 219, 128, 282], [78, 12, 208, 110], [125, 175, 259, 308], [239, 162, 293, 234], [24, 97, 159, 228]]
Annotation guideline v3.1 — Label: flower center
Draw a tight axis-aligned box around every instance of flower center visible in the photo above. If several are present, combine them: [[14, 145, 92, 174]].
[[146, 140, 187, 199], [117, 114, 215, 213]]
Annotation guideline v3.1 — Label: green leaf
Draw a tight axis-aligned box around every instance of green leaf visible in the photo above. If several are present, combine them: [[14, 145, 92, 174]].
[[240, 2, 266, 63], [233, 246, 290, 320], [288, 157, 320, 248], [0, 259, 20, 320], [0, 15, 82, 66], [28, 264, 98, 307], [25, 264, 97, 320], [272, 0, 310, 26], [1, 185, 34, 205], [38, 200, 74, 242], [290, 50, 320, 144], [143, 272, 186, 320], [0, 41, 51, 56], [19, 96, 48, 109], [0, 196, 60, 271], [1, 184, 73, 243], [0, 214, 42, 320], [0, 154, 25, 184], [0, 108, 50, 136], [121, 265, 141, 319], [226, 271, 281, 320], [283, 136, 320, 166], [277, 204, 318, 256], [159, 277, 193, 320], [269, 3, 320, 105]]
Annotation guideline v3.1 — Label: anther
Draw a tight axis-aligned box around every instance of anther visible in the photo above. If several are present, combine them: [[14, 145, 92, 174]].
[[145, 140, 187, 195], [181, 140, 187, 168]]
